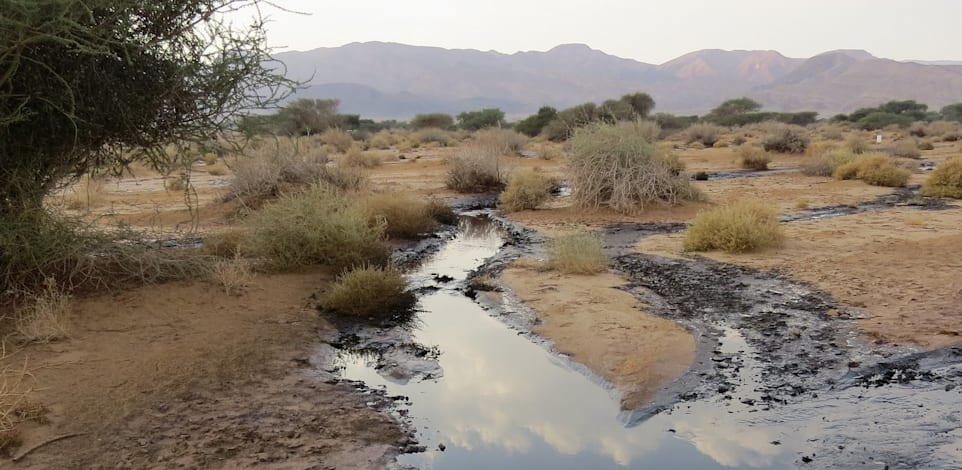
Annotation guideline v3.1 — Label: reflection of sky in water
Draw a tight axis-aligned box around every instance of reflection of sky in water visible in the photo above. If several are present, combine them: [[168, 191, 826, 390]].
[[340, 216, 961, 469]]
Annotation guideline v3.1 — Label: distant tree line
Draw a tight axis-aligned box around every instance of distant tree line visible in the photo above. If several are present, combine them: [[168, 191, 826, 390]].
[[832, 100, 962, 130], [250, 95, 962, 143]]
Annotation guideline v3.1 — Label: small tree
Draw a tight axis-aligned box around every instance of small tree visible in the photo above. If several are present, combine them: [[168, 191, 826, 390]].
[[457, 108, 506, 130], [515, 106, 558, 137], [275, 99, 340, 136], [705, 97, 762, 123], [0, 0, 291, 215], [620, 92, 655, 118], [411, 113, 454, 129], [941, 103, 962, 122]]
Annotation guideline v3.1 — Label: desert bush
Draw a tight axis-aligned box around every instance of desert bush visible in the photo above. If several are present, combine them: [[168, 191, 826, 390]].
[[362, 192, 437, 239], [165, 174, 187, 191], [225, 139, 333, 201], [534, 143, 563, 160], [413, 127, 453, 147], [731, 135, 747, 146], [474, 128, 528, 155], [242, 184, 388, 272], [833, 154, 910, 187], [568, 122, 703, 213], [921, 156, 962, 198], [762, 124, 809, 153], [201, 152, 218, 165], [500, 170, 556, 212], [446, 143, 507, 192], [15, 278, 71, 343], [425, 199, 458, 225], [319, 128, 354, 153], [821, 126, 845, 141], [944, 133, 960, 142], [318, 265, 416, 318], [805, 140, 838, 157], [64, 175, 107, 211], [800, 149, 859, 177], [686, 124, 725, 147], [205, 164, 228, 176], [368, 131, 398, 150], [683, 200, 784, 253], [845, 136, 870, 154], [548, 232, 609, 274], [892, 140, 921, 159], [0, 209, 100, 293], [909, 122, 927, 137], [203, 229, 247, 258], [736, 145, 772, 170], [919, 141, 935, 151], [342, 147, 382, 168], [208, 253, 253, 296], [922, 121, 956, 137]]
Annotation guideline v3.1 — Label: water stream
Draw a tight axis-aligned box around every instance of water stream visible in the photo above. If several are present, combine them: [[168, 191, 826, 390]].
[[335, 214, 962, 469]]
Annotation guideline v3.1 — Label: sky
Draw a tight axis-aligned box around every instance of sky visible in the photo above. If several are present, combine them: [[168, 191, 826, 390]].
[[236, 0, 962, 63]]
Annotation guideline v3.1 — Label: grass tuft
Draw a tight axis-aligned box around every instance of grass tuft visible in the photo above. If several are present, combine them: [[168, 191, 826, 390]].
[[684, 200, 785, 253], [318, 265, 416, 318], [921, 156, 962, 199], [548, 232, 609, 274], [736, 145, 772, 170], [500, 170, 556, 212], [15, 278, 71, 344], [242, 184, 388, 272], [833, 154, 910, 187], [361, 192, 438, 239]]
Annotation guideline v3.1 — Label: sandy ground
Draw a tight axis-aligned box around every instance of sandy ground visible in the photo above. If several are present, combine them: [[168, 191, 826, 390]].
[[6, 131, 958, 467], [637, 205, 962, 349], [2, 269, 402, 468], [501, 268, 695, 409]]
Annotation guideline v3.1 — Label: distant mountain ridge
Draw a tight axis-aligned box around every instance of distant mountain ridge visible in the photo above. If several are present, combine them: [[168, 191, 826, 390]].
[[275, 42, 962, 119]]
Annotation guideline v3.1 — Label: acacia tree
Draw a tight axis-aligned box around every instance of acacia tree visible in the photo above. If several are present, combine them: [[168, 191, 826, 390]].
[[0, 0, 291, 215]]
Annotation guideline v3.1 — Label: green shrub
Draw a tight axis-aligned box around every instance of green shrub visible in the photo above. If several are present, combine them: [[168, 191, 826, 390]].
[[892, 140, 921, 159], [320, 128, 354, 153], [686, 124, 725, 147], [833, 154, 910, 187], [446, 144, 507, 192], [243, 184, 388, 272], [548, 232, 609, 274], [569, 122, 703, 214], [736, 145, 772, 170], [921, 156, 962, 198], [362, 192, 437, 239], [500, 170, 556, 212], [683, 200, 784, 253], [762, 124, 809, 153], [318, 265, 416, 318]]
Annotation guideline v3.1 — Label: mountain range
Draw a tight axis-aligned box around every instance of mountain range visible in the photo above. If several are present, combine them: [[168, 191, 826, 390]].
[[275, 42, 962, 119]]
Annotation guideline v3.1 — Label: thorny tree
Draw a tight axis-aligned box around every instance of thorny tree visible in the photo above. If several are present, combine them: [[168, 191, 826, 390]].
[[0, 0, 292, 216]]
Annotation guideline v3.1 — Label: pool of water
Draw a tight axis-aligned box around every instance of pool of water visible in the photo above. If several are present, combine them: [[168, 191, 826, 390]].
[[336, 214, 962, 469]]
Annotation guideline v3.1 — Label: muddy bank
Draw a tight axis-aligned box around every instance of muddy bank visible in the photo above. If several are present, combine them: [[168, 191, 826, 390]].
[[4, 269, 407, 469], [501, 268, 694, 410]]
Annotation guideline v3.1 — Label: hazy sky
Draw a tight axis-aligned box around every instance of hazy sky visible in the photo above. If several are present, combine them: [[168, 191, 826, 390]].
[[241, 0, 962, 63]]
